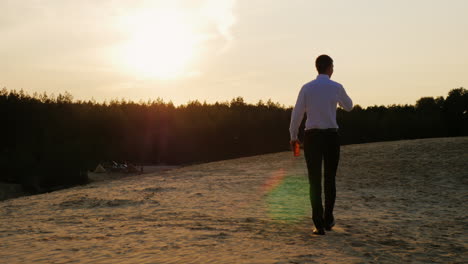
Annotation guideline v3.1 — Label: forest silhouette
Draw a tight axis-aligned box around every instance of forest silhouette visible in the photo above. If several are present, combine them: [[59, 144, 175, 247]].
[[0, 87, 466, 192]]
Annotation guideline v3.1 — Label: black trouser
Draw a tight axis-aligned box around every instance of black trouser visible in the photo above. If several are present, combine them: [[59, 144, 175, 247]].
[[303, 129, 340, 229]]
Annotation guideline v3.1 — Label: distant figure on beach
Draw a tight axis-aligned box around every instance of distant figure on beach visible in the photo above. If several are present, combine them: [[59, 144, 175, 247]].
[[289, 54, 353, 235]]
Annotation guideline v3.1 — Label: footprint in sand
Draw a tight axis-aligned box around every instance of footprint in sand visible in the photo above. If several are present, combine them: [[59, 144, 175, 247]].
[[143, 187, 176, 193], [58, 197, 143, 209]]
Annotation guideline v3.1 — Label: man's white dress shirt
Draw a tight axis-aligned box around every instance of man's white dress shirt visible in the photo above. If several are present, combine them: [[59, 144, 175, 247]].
[[289, 74, 353, 141]]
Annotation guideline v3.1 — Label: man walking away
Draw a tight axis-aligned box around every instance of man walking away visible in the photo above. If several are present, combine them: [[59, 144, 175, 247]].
[[289, 54, 353, 235]]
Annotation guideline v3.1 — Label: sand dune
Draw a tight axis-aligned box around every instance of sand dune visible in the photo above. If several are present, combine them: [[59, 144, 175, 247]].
[[1, 137, 467, 263]]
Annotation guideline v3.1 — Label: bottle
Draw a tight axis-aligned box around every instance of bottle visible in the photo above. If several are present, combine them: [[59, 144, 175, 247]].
[[293, 141, 300, 157]]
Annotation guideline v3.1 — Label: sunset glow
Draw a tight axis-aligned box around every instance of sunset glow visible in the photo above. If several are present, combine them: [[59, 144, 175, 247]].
[[1, 0, 467, 105], [117, 8, 200, 80]]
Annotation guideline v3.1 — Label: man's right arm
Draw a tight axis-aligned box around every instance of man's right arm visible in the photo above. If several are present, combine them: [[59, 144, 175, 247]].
[[338, 85, 353, 111], [289, 86, 306, 141]]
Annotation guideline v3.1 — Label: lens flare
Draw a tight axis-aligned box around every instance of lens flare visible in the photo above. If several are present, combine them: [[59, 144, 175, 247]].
[[261, 168, 286, 193], [260, 161, 310, 222]]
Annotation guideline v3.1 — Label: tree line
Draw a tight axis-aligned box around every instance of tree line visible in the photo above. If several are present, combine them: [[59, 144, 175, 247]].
[[0, 87, 466, 192]]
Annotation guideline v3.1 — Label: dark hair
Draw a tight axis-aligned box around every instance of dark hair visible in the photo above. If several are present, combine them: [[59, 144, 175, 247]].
[[315, 55, 333, 74]]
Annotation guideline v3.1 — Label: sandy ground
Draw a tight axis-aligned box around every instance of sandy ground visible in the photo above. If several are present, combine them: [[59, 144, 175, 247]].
[[88, 165, 180, 183], [0, 166, 180, 201], [0, 137, 467, 264]]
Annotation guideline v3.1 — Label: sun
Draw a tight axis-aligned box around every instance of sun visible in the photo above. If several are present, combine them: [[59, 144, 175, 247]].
[[118, 8, 200, 80]]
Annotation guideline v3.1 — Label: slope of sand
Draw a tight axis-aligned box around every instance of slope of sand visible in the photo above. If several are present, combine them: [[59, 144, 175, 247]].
[[1, 137, 467, 263]]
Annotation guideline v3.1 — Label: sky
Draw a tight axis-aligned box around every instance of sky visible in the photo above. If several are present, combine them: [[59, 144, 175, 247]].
[[1, 0, 467, 107]]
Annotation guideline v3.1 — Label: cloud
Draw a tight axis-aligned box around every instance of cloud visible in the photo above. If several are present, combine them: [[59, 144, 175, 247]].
[[201, 0, 237, 44], [132, 0, 238, 52], [0, 0, 238, 52]]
